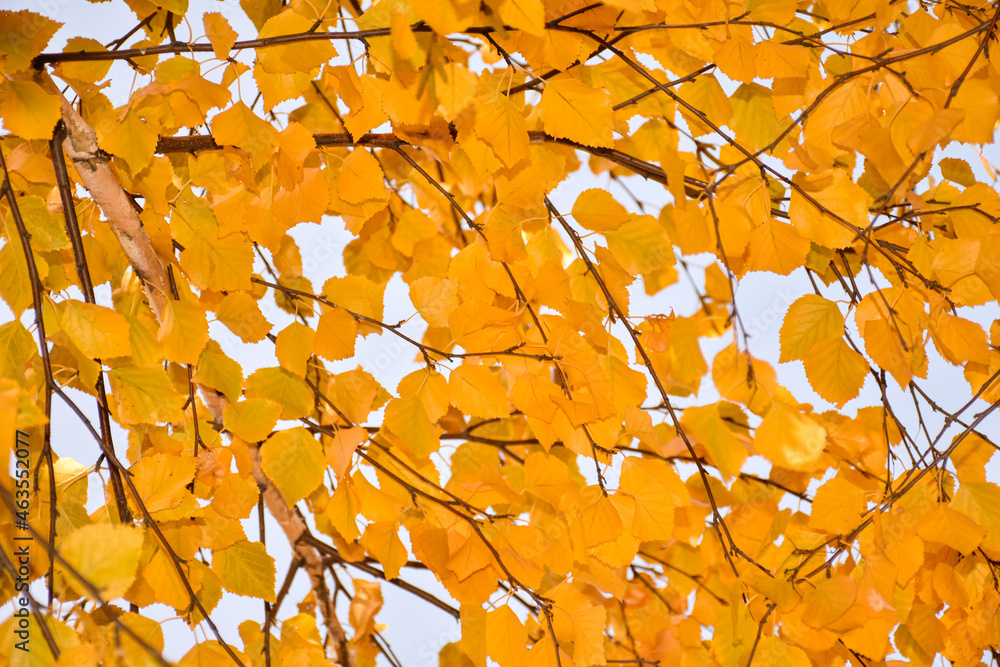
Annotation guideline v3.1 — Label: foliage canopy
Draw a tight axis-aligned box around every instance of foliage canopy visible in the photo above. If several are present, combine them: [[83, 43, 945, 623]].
[[2, 0, 1000, 665]]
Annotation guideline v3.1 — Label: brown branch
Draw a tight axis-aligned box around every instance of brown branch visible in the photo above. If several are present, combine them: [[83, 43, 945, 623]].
[[153, 130, 708, 198], [49, 121, 133, 526], [744, 603, 776, 667], [0, 142, 60, 603]]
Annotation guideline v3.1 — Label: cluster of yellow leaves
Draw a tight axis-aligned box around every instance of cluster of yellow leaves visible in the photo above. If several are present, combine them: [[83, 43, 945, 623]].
[[2, 0, 1000, 666]]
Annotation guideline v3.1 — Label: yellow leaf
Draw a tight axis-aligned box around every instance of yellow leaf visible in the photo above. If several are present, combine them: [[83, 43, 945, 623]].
[[211, 472, 260, 519], [754, 401, 827, 471], [678, 75, 732, 136], [210, 102, 278, 168], [223, 398, 282, 442], [158, 299, 209, 365], [548, 580, 607, 667], [349, 580, 383, 639], [180, 232, 254, 293], [116, 612, 166, 665], [328, 481, 361, 541], [539, 78, 613, 149], [97, 107, 158, 174], [604, 215, 675, 274], [0, 10, 61, 73], [745, 0, 796, 22], [712, 344, 778, 415], [335, 369, 389, 424], [61, 524, 144, 600], [203, 13, 237, 61], [338, 149, 388, 206], [915, 505, 985, 554], [841, 618, 892, 660], [212, 540, 276, 602], [525, 453, 575, 506], [950, 78, 999, 144], [482, 206, 528, 263], [57, 299, 131, 360], [384, 395, 439, 459], [397, 367, 449, 422], [326, 425, 366, 479], [474, 98, 530, 167], [810, 477, 865, 534], [713, 32, 757, 84], [0, 242, 40, 316], [789, 169, 870, 249], [256, 11, 336, 75], [951, 482, 1000, 552], [275, 321, 315, 376], [498, 0, 544, 36], [485, 605, 528, 667], [245, 367, 312, 420], [931, 313, 990, 365], [951, 433, 995, 484], [619, 457, 689, 542], [274, 122, 316, 187], [779, 294, 843, 363], [194, 348, 243, 402], [574, 486, 623, 547], [755, 42, 811, 79], [17, 195, 69, 250], [449, 365, 509, 420], [314, 308, 358, 361], [601, 352, 647, 416], [108, 366, 186, 425], [802, 574, 855, 627], [361, 522, 407, 580], [461, 606, 488, 667], [130, 453, 196, 514], [0, 321, 34, 381], [0, 79, 61, 141], [744, 218, 810, 276], [260, 427, 325, 506], [323, 275, 385, 333], [179, 641, 247, 667], [429, 526, 485, 581], [124, 314, 161, 367], [862, 318, 913, 389], [729, 83, 780, 152], [681, 402, 747, 478], [434, 62, 478, 121], [215, 292, 271, 343], [940, 157, 977, 187], [572, 189, 630, 232], [410, 276, 459, 328], [802, 337, 868, 406], [753, 637, 811, 666], [591, 495, 639, 566], [411, 0, 476, 34]]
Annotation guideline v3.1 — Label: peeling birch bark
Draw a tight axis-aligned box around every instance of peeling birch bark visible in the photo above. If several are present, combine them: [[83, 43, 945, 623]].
[[58, 96, 169, 319]]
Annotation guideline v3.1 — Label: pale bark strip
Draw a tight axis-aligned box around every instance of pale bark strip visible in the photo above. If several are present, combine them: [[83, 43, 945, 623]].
[[56, 91, 354, 667], [249, 443, 353, 666], [58, 97, 169, 319]]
